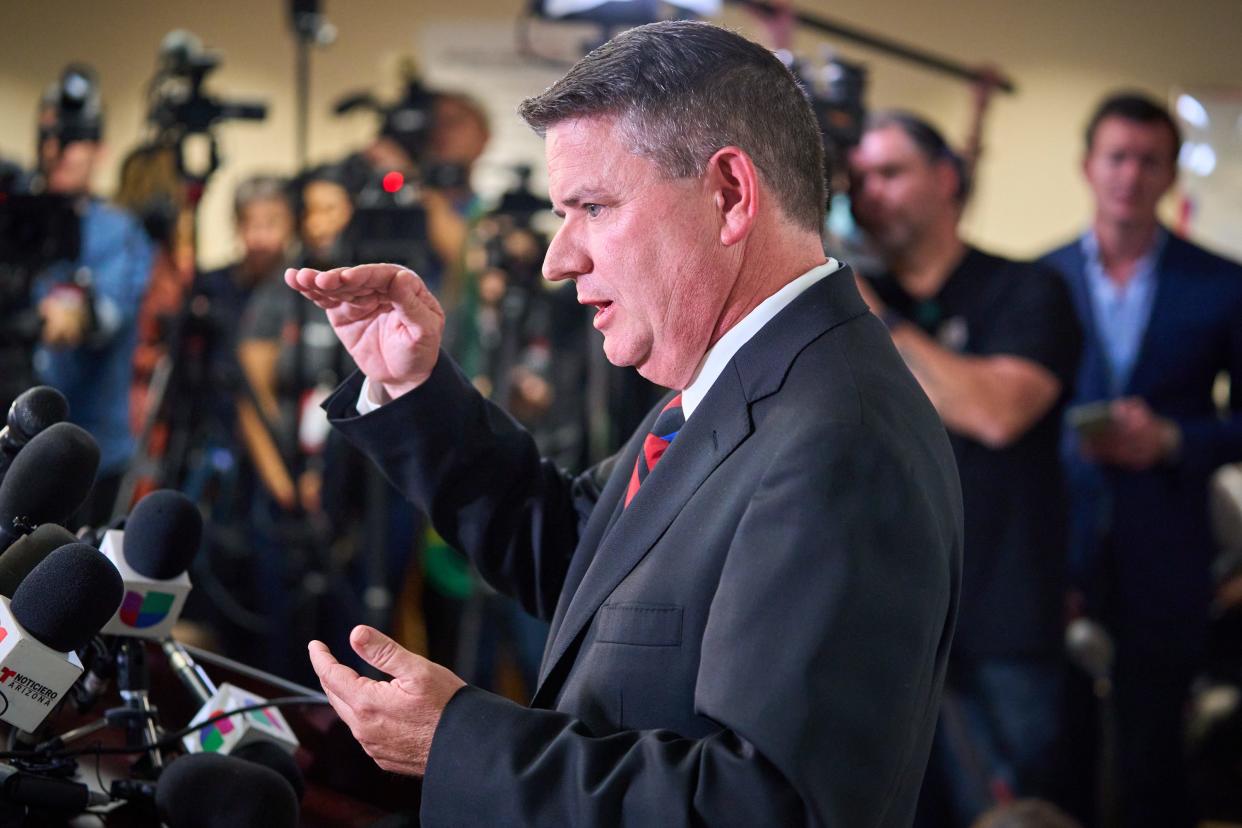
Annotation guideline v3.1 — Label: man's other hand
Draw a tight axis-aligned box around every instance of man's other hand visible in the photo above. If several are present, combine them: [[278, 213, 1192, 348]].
[[285, 264, 445, 401], [309, 626, 465, 777], [38, 294, 89, 348], [1080, 396, 1181, 470]]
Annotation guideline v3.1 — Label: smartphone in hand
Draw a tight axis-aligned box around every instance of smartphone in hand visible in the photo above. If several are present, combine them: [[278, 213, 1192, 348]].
[[1067, 401, 1116, 438]]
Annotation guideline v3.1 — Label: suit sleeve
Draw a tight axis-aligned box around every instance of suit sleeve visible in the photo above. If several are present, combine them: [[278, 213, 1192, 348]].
[[324, 353, 603, 621], [419, 422, 959, 827]]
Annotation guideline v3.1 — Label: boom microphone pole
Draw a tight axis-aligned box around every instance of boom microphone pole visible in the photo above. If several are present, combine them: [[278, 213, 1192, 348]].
[[728, 0, 1016, 93]]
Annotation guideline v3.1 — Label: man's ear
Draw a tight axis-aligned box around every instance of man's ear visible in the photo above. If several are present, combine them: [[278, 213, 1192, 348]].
[[706, 146, 759, 246], [935, 157, 961, 203]]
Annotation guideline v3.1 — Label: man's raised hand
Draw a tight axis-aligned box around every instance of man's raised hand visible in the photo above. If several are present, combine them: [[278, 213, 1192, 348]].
[[285, 264, 445, 401]]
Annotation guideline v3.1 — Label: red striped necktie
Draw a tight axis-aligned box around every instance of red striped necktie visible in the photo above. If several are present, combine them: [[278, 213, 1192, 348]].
[[624, 393, 685, 508]]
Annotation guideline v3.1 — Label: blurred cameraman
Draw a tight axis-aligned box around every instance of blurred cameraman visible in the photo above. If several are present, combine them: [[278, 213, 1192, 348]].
[[30, 64, 153, 526], [849, 112, 1082, 827], [339, 85, 490, 294]]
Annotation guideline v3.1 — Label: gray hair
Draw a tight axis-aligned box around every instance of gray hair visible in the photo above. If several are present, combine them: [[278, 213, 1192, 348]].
[[233, 175, 292, 220], [864, 110, 970, 203], [518, 20, 826, 232]]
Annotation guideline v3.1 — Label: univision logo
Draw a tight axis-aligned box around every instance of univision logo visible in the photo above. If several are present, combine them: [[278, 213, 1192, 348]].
[[199, 709, 236, 752], [119, 590, 176, 629], [248, 706, 288, 734]]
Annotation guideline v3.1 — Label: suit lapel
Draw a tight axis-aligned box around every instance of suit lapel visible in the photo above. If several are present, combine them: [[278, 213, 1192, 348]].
[[536, 370, 752, 691], [533, 267, 869, 702], [537, 412, 654, 680]]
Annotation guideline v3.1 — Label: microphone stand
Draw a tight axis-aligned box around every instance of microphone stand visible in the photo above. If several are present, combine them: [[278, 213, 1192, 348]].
[[160, 639, 216, 706], [115, 639, 163, 775], [40, 638, 219, 756]]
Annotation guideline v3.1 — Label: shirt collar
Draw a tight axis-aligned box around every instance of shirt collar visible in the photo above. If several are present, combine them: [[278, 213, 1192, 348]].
[[681, 259, 841, 420], [1080, 226, 1168, 284]]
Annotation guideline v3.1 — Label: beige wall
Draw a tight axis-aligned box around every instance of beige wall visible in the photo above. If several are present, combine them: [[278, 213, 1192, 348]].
[[2, 0, 1238, 268]]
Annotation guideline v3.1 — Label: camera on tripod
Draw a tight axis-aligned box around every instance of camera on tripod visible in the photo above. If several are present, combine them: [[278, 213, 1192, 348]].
[[792, 54, 869, 177], [145, 30, 268, 182], [334, 68, 471, 275]]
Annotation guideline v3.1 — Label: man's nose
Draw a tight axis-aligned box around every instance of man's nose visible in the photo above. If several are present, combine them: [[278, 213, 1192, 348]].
[[543, 221, 590, 283], [1117, 157, 1145, 185]]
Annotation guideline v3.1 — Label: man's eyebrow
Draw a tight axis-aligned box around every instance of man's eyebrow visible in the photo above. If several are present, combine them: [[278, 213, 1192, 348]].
[[557, 187, 610, 210]]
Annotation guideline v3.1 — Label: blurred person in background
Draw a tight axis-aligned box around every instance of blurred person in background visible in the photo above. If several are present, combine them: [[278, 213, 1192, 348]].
[[115, 142, 193, 435], [202, 175, 298, 499], [339, 84, 490, 297], [236, 166, 423, 683], [298, 163, 355, 271], [30, 64, 153, 527], [1039, 91, 1242, 828], [849, 111, 1082, 826]]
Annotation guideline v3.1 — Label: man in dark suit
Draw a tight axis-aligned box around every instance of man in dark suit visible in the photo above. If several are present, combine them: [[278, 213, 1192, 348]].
[[290, 22, 963, 825], [1040, 92, 1242, 827]]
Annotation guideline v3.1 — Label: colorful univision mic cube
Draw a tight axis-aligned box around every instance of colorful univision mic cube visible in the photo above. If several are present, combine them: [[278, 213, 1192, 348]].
[[0, 597, 83, 732], [183, 683, 299, 755], [98, 529, 191, 640]]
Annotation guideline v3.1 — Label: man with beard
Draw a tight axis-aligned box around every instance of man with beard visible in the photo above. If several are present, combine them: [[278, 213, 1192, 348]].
[[850, 112, 1081, 825]]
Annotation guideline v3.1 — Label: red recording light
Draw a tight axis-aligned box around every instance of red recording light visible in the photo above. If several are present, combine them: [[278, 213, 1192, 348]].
[[382, 171, 404, 193]]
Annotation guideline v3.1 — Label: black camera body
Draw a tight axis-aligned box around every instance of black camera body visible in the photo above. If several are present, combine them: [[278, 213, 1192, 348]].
[[0, 183, 82, 412], [782, 53, 869, 179], [345, 175, 433, 278], [37, 63, 103, 149]]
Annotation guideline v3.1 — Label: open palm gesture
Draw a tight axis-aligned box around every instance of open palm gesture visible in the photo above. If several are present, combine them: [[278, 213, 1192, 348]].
[[285, 264, 445, 400]]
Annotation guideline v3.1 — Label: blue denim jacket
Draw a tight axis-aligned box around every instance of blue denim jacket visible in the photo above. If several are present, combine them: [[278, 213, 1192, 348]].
[[34, 199, 153, 476]]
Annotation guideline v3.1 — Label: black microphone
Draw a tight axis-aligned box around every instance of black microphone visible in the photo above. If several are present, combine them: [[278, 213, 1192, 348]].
[[0, 763, 109, 813], [155, 753, 299, 828], [232, 740, 305, 803], [0, 387, 69, 487], [0, 544, 123, 731], [98, 489, 201, 640], [0, 423, 99, 551], [10, 543, 124, 653], [0, 524, 77, 598], [122, 489, 201, 580]]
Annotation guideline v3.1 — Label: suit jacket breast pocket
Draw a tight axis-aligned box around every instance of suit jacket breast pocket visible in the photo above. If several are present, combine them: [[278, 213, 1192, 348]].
[[596, 602, 683, 647], [595, 602, 686, 730]]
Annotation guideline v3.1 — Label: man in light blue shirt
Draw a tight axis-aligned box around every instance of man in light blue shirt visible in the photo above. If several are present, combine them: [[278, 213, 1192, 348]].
[[1041, 92, 1242, 828]]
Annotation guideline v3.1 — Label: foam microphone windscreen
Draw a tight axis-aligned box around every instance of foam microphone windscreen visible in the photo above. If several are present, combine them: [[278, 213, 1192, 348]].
[[0, 422, 99, 530], [156, 753, 299, 828], [0, 524, 77, 598], [233, 740, 306, 803], [10, 543, 124, 652], [7, 386, 69, 442], [123, 490, 202, 580]]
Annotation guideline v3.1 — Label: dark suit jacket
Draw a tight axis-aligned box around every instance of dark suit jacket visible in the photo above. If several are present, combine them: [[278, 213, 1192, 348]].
[[325, 268, 963, 826], [1040, 233, 1242, 660]]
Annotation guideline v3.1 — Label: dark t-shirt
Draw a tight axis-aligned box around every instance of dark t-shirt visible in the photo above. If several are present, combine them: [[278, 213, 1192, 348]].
[[191, 265, 267, 432], [869, 246, 1083, 660]]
